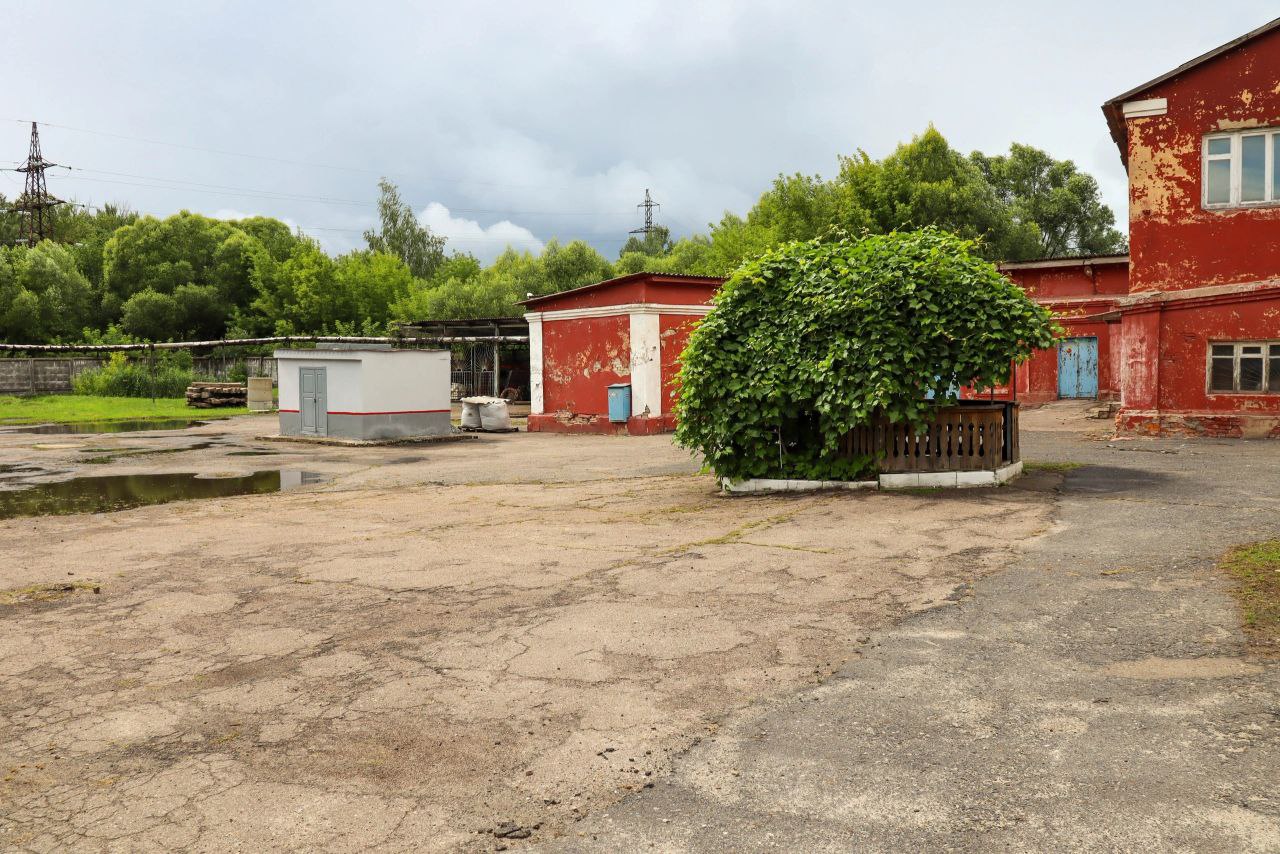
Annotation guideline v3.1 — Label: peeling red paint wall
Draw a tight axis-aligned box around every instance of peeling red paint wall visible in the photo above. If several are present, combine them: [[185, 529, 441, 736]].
[[659, 314, 702, 413], [527, 274, 721, 435], [1013, 263, 1130, 299], [1156, 294, 1280, 413], [1125, 26, 1280, 292], [541, 315, 630, 415]]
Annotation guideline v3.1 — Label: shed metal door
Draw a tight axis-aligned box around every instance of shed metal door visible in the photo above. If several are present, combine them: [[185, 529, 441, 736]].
[[1058, 337, 1098, 399], [299, 367, 327, 436]]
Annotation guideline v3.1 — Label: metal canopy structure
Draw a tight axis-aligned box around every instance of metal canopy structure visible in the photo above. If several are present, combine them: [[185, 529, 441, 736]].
[[396, 317, 528, 340], [396, 318, 530, 400]]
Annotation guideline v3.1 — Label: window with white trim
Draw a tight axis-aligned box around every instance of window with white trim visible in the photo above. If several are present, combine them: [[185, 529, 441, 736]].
[[1203, 130, 1280, 208], [1208, 342, 1280, 393]]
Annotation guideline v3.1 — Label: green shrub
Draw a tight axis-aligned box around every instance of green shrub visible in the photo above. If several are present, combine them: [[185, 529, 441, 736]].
[[72, 352, 194, 398], [674, 228, 1057, 482]]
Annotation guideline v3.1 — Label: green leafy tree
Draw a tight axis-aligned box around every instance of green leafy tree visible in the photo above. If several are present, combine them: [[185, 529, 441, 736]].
[[246, 241, 415, 334], [619, 225, 673, 258], [53, 203, 139, 296], [674, 228, 1057, 482], [702, 174, 859, 275], [332, 250, 416, 329], [364, 179, 446, 279], [0, 193, 21, 247], [172, 283, 226, 340], [234, 216, 306, 262], [391, 240, 614, 321], [540, 239, 614, 293], [0, 242, 94, 342], [971, 143, 1126, 257], [838, 127, 1041, 261], [616, 234, 719, 276], [119, 288, 180, 341], [101, 211, 271, 333]]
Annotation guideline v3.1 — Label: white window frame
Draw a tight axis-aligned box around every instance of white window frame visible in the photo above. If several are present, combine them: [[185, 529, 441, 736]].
[[1206, 341, 1280, 394], [1202, 130, 1280, 209]]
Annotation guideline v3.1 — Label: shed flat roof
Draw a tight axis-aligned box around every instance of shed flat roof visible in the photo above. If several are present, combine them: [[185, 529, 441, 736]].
[[273, 348, 447, 360]]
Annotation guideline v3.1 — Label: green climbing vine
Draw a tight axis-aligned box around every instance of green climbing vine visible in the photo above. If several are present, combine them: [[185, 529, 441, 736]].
[[673, 229, 1058, 481]]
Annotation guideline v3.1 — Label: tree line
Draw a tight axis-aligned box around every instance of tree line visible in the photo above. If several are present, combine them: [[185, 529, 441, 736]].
[[0, 127, 1124, 344]]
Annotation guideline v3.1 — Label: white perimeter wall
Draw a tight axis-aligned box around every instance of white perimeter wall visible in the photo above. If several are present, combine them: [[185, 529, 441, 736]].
[[274, 349, 449, 413]]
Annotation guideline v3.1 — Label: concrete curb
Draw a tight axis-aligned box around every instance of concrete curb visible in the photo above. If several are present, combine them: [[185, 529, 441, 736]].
[[257, 433, 477, 448], [724, 461, 1023, 494], [721, 478, 879, 495]]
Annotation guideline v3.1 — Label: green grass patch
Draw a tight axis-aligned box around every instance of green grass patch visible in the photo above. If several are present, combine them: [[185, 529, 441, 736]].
[[1024, 461, 1084, 473], [0, 395, 253, 425], [1219, 540, 1280, 655]]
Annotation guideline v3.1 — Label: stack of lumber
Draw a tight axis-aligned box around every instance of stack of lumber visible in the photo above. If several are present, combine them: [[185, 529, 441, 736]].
[[185, 382, 248, 408]]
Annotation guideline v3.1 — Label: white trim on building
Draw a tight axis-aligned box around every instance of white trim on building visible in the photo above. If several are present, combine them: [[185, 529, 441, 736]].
[[1121, 97, 1168, 119], [628, 312, 662, 417], [525, 315, 544, 414]]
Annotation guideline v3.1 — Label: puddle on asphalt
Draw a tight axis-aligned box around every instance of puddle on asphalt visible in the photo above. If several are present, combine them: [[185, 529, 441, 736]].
[[0, 470, 325, 519], [226, 449, 284, 457], [1, 419, 210, 435]]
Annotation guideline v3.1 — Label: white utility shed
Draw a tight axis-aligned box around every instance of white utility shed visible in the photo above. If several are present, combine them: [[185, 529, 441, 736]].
[[274, 347, 451, 440]]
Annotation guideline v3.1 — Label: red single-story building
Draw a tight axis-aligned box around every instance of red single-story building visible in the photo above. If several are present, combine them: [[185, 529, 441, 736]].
[[522, 273, 722, 434]]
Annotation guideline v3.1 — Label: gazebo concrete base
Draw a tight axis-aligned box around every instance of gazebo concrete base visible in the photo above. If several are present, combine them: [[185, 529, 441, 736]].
[[723, 461, 1023, 494]]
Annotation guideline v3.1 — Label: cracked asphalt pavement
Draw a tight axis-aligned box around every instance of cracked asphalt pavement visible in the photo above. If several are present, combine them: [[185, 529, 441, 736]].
[[0, 417, 1051, 852], [550, 405, 1280, 852]]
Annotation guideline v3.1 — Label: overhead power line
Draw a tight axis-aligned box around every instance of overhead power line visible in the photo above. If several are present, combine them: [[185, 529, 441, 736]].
[[58, 168, 637, 216], [3, 119, 673, 248], [3, 117, 598, 191]]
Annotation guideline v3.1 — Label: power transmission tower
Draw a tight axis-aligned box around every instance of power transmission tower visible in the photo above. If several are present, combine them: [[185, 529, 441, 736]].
[[629, 188, 660, 235], [10, 122, 65, 246]]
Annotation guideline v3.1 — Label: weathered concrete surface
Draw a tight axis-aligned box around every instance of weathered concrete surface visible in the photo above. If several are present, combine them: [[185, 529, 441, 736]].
[[550, 403, 1280, 852], [0, 418, 1052, 852]]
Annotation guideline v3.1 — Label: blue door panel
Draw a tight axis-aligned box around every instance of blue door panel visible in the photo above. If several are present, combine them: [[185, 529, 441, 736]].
[[1058, 337, 1098, 399]]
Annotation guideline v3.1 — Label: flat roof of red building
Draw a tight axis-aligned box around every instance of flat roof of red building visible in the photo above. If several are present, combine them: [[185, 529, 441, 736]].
[[520, 272, 725, 310]]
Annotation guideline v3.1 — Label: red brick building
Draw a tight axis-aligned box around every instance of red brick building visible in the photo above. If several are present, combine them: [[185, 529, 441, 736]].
[[523, 273, 721, 434], [1004, 18, 1280, 437]]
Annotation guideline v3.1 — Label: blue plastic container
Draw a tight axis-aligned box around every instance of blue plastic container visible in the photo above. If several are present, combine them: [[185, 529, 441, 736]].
[[607, 384, 632, 423]]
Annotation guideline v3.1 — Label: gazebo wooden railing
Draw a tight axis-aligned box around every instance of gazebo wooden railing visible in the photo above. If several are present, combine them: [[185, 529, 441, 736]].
[[839, 401, 1019, 474]]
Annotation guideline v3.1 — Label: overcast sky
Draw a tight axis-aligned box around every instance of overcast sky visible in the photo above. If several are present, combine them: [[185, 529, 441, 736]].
[[4, 1, 1275, 262]]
